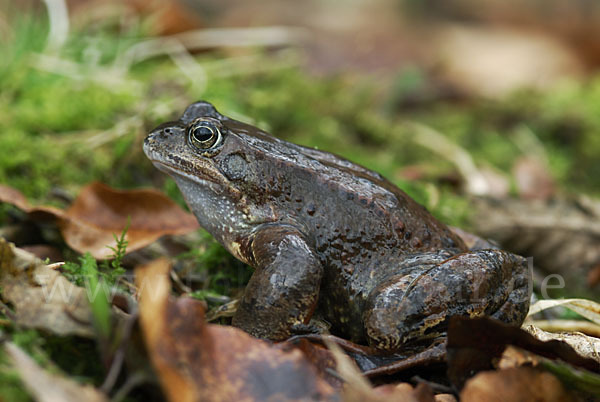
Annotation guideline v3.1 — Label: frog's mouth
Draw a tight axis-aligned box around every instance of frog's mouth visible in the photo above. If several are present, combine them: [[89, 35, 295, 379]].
[[149, 159, 223, 191], [143, 137, 230, 192]]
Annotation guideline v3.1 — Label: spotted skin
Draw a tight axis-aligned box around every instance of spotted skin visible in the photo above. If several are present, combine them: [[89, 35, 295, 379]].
[[144, 102, 531, 353]]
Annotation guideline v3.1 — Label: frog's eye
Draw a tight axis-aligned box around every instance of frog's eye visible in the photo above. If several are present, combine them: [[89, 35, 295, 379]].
[[188, 119, 222, 150]]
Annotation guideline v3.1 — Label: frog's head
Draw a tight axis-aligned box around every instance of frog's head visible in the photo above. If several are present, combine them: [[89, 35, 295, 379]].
[[144, 101, 294, 256]]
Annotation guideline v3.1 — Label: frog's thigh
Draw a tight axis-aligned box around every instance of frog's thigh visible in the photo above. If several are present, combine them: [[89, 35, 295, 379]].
[[232, 226, 323, 341], [363, 250, 530, 352]]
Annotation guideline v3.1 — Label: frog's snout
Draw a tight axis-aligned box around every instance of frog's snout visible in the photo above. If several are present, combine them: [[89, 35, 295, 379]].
[[143, 131, 160, 157], [144, 122, 184, 156]]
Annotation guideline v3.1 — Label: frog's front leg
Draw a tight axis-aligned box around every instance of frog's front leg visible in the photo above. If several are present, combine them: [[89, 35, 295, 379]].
[[232, 225, 323, 340], [363, 249, 530, 352]]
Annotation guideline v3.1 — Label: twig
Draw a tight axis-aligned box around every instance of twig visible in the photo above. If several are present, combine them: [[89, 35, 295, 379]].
[[116, 26, 308, 70], [100, 306, 138, 394], [47, 262, 65, 270], [170, 269, 192, 294], [42, 0, 69, 52], [110, 370, 151, 402], [411, 375, 455, 394]]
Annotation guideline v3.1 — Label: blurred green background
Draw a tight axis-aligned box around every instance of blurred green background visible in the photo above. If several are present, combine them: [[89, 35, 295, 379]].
[[2, 0, 600, 218]]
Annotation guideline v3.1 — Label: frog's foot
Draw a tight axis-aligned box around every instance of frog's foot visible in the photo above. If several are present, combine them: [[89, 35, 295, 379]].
[[363, 249, 531, 353], [290, 323, 326, 336], [361, 339, 446, 378], [285, 334, 446, 377], [232, 225, 324, 340], [286, 333, 377, 355]]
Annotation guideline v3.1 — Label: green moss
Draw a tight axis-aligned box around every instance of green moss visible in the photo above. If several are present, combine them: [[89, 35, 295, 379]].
[[177, 230, 252, 299]]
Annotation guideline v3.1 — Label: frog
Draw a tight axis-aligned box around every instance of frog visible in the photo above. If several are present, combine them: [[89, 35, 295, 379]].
[[143, 101, 531, 354]]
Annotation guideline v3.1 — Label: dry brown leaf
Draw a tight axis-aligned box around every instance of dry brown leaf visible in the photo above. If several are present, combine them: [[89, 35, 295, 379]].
[[0, 182, 199, 259], [0, 184, 66, 222], [527, 320, 600, 338], [61, 182, 199, 258], [279, 339, 341, 389], [460, 367, 574, 402], [368, 383, 436, 402], [0, 238, 94, 337], [528, 298, 600, 326], [524, 325, 600, 365], [434, 394, 457, 402], [497, 345, 539, 369], [0, 184, 33, 211], [5, 341, 108, 402], [135, 258, 336, 402]]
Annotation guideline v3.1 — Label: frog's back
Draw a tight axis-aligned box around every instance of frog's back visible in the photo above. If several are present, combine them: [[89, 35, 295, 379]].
[[266, 142, 466, 341], [284, 142, 465, 254]]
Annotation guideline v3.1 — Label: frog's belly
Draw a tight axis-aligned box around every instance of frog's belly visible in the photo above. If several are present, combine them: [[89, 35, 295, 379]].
[[317, 283, 368, 342], [317, 263, 389, 343]]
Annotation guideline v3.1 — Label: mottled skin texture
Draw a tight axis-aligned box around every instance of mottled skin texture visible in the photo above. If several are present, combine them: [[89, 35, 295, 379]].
[[144, 102, 531, 353]]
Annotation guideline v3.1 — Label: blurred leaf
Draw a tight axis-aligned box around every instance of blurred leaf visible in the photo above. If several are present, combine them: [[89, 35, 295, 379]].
[[4, 341, 108, 402], [0, 182, 199, 258], [0, 239, 94, 337], [528, 298, 600, 326], [460, 366, 574, 402], [135, 258, 337, 402]]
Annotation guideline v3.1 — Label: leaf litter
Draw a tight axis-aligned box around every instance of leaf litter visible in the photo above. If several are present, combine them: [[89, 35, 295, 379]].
[[0, 238, 94, 337], [134, 257, 337, 402], [3, 183, 600, 400], [4, 341, 108, 402], [0, 182, 199, 259]]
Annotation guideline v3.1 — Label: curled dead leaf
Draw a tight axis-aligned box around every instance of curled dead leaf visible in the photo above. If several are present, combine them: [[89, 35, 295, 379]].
[[0, 238, 94, 337], [0, 184, 66, 222], [528, 298, 600, 326], [135, 258, 336, 402], [0, 182, 199, 258], [0, 184, 33, 212], [523, 325, 600, 365], [526, 319, 600, 338], [61, 182, 199, 258]]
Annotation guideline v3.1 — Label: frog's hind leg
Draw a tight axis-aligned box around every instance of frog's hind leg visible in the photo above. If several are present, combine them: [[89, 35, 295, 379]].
[[489, 258, 531, 326], [363, 249, 531, 353]]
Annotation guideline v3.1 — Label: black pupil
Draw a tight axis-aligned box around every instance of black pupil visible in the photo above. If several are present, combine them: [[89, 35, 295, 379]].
[[193, 125, 214, 142]]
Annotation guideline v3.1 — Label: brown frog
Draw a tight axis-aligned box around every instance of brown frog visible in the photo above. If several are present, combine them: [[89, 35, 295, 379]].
[[143, 101, 531, 354]]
